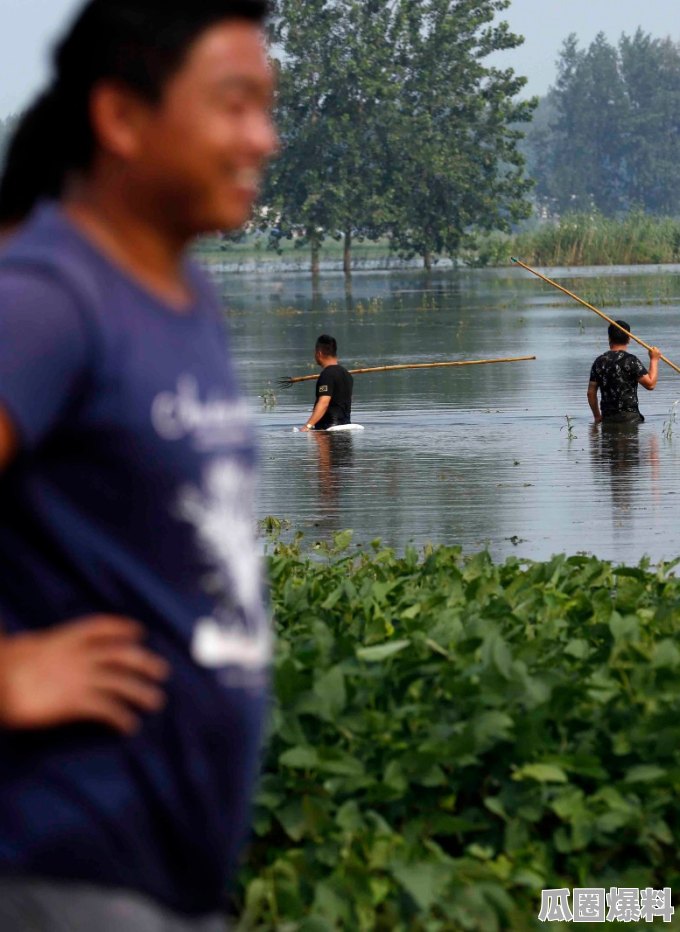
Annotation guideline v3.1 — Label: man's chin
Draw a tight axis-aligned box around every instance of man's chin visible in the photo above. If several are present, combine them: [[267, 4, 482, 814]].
[[201, 205, 254, 236], [178, 193, 255, 237]]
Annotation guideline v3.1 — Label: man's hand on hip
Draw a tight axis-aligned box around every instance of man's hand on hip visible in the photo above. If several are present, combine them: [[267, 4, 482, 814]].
[[0, 616, 170, 735]]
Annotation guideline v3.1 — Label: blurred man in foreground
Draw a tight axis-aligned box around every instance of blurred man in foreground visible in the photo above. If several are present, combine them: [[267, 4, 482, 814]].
[[0, 1, 277, 929]]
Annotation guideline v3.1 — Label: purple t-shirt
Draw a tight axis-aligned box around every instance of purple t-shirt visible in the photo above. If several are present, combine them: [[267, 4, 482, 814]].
[[0, 204, 270, 915]]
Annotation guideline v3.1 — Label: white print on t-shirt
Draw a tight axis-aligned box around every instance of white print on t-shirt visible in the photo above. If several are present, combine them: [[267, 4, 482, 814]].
[[177, 459, 271, 672], [151, 375, 251, 451]]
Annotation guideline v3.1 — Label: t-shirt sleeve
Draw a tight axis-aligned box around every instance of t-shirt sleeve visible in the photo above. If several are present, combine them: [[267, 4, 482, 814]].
[[589, 362, 599, 383], [0, 269, 91, 450], [633, 357, 648, 378], [317, 369, 338, 398]]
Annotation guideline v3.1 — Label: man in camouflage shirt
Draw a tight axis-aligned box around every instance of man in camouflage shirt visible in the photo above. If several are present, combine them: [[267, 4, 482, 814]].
[[587, 319, 661, 423]]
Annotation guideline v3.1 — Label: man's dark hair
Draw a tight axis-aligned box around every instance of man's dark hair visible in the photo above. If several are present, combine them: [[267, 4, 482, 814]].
[[608, 320, 631, 345], [316, 334, 337, 358], [0, 0, 268, 226], [0, 95, 66, 228]]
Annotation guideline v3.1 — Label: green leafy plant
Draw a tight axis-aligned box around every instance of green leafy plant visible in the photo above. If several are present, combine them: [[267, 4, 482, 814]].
[[233, 542, 680, 930]]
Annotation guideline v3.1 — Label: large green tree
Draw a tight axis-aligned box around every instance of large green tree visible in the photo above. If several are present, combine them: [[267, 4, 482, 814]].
[[265, 0, 395, 275], [264, 0, 534, 273], [383, 0, 535, 269]]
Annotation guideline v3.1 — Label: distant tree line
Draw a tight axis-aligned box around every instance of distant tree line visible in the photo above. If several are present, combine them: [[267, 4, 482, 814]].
[[262, 0, 535, 272], [8, 17, 677, 271], [523, 29, 680, 218]]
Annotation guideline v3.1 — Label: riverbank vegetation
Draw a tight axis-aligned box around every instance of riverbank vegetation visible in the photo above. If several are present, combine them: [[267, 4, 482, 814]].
[[465, 212, 680, 268], [234, 535, 680, 930], [195, 233, 397, 267], [197, 212, 680, 271]]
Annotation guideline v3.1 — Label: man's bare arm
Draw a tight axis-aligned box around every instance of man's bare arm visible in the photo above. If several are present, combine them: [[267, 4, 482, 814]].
[[0, 404, 170, 734], [639, 346, 661, 390], [301, 394, 331, 431], [587, 381, 602, 423]]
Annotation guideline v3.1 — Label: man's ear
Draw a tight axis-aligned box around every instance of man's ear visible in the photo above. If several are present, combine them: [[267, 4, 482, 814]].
[[89, 81, 151, 161]]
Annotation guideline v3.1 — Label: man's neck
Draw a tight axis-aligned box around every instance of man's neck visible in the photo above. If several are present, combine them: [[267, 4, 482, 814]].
[[63, 177, 193, 310], [610, 344, 629, 352], [319, 357, 338, 368]]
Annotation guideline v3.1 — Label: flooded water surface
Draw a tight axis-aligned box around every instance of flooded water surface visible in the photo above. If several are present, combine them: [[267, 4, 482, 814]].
[[219, 265, 680, 564]]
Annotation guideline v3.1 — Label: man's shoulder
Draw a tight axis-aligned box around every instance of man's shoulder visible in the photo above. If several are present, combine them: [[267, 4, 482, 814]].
[[593, 349, 638, 364], [591, 351, 611, 368], [624, 352, 647, 376], [621, 350, 643, 364], [320, 364, 345, 378], [0, 203, 92, 285]]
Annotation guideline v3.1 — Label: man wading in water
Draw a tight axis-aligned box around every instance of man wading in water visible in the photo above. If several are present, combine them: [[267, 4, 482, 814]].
[[0, 1, 277, 929], [588, 320, 661, 424], [300, 334, 354, 431]]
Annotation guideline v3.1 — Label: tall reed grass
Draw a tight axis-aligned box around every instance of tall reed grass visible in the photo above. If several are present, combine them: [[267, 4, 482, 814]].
[[467, 212, 680, 268]]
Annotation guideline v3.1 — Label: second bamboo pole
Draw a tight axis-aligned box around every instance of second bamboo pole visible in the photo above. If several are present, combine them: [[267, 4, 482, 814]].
[[511, 257, 680, 375], [280, 355, 536, 386]]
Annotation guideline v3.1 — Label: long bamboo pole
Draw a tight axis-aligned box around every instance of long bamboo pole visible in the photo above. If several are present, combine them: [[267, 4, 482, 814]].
[[279, 355, 536, 387], [511, 257, 680, 375]]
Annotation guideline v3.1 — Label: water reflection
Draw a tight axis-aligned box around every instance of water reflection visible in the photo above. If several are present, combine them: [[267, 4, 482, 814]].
[[344, 279, 354, 312], [589, 422, 660, 533], [312, 431, 355, 512]]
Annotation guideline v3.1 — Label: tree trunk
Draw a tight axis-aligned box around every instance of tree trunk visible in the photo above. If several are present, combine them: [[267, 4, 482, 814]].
[[344, 276, 354, 312], [343, 228, 352, 277], [310, 239, 320, 278], [423, 249, 432, 271]]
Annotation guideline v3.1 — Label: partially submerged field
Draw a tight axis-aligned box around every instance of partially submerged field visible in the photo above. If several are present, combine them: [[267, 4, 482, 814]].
[[234, 536, 680, 930], [197, 213, 680, 272]]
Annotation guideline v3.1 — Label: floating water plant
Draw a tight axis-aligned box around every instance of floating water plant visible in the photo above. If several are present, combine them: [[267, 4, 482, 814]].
[[663, 400, 680, 439], [562, 414, 577, 440], [259, 388, 277, 409]]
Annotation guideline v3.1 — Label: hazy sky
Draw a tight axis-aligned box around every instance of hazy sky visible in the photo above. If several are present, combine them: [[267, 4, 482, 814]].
[[0, 0, 677, 117]]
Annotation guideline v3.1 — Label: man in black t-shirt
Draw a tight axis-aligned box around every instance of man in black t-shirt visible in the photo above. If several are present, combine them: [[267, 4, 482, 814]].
[[587, 319, 661, 423], [300, 334, 354, 431]]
